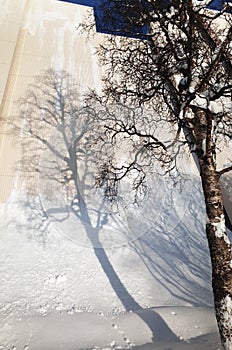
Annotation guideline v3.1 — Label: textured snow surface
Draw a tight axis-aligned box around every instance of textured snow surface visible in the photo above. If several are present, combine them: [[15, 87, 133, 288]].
[[0, 178, 223, 350], [0, 307, 221, 350]]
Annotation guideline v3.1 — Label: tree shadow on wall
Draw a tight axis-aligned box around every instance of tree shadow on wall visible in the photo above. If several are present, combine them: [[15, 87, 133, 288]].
[[131, 174, 214, 307], [14, 69, 215, 347], [14, 69, 183, 342]]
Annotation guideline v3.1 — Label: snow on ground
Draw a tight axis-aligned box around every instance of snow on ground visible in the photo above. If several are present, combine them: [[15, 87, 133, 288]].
[[0, 171, 223, 350], [0, 307, 221, 350]]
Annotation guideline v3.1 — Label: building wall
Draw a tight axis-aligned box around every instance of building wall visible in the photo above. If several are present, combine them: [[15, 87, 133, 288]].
[[0, 0, 102, 201], [0, 0, 231, 225]]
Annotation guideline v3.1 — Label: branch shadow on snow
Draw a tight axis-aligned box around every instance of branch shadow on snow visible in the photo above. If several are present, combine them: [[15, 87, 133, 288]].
[[13, 69, 216, 347], [131, 175, 213, 308]]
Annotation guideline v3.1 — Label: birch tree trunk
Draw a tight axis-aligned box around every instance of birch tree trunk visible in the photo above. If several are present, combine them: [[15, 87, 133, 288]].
[[192, 107, 232, 349], [200, 162, 232, 349]]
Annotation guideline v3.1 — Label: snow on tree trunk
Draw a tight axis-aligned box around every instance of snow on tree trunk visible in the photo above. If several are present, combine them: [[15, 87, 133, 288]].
[[206, 208, 232, 350], [217, 294, 232, 350], [192, 107, 232, 349]]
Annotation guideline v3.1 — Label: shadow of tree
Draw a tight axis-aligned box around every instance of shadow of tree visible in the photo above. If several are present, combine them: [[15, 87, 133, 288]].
[[12, 68, 216, 346], [131, 175, 213, 307]]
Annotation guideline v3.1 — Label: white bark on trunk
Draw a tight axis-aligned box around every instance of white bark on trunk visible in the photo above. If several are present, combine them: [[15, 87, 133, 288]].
[[219, 295, 232, 350]]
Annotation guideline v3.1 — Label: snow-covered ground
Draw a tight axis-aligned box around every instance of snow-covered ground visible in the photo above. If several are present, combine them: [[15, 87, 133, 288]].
[[0, 171, 223, 350], [0, 307, 221, 350]]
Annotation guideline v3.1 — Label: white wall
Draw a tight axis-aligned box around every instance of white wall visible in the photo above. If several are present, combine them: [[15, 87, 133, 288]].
[[0, 0, 102, 201]]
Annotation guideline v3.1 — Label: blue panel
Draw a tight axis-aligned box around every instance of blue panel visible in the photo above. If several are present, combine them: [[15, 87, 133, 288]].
[[58, 0, 95, 7], [94, 0, 149, 38], [206, 0, 231, 10], [199, 0, 232, 12], [58, 0, 232, 37]]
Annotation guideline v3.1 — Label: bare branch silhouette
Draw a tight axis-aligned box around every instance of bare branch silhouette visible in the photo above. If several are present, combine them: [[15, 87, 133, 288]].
[[82, 1, 232, 347]]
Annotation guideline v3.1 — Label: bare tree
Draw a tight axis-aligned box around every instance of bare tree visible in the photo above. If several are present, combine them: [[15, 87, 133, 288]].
[[85, 0, 232, 348]]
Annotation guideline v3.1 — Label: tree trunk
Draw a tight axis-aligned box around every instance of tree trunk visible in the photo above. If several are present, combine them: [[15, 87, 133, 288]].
[[192, 107, 232, 349], [200, 160, 232, 349]]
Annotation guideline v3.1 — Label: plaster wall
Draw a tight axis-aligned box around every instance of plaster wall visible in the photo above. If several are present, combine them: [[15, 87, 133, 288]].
[[0, 0, 231, 224], [0, 0, 101, 201]]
